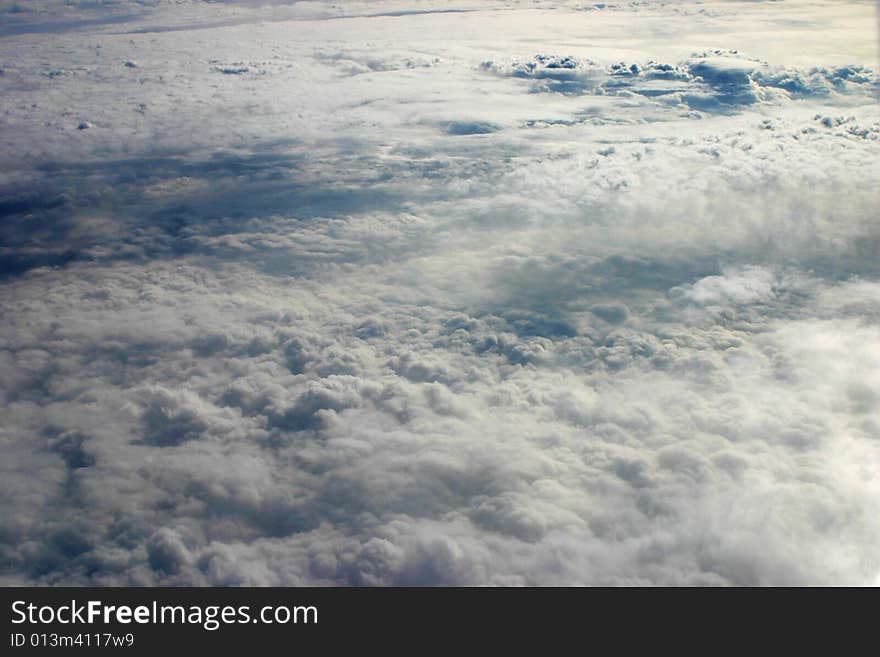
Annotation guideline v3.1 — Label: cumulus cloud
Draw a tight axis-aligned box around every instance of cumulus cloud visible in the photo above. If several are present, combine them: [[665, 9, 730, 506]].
[[1, 0, 879, 586]]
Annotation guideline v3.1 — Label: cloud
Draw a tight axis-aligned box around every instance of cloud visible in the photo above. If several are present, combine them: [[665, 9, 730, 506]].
[[1, 0, 879, 586], [483, 51, 878, 115]]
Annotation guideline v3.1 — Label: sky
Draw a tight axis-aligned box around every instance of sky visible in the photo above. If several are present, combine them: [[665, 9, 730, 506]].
[[0, 0, 878, 586]]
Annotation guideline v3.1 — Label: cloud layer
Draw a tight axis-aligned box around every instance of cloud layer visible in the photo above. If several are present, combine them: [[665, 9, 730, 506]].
[[1, 0, 879, 585]]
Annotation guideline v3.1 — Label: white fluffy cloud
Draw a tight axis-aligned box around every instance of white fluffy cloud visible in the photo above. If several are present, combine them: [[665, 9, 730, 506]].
[[1, 0, 879, 586]]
